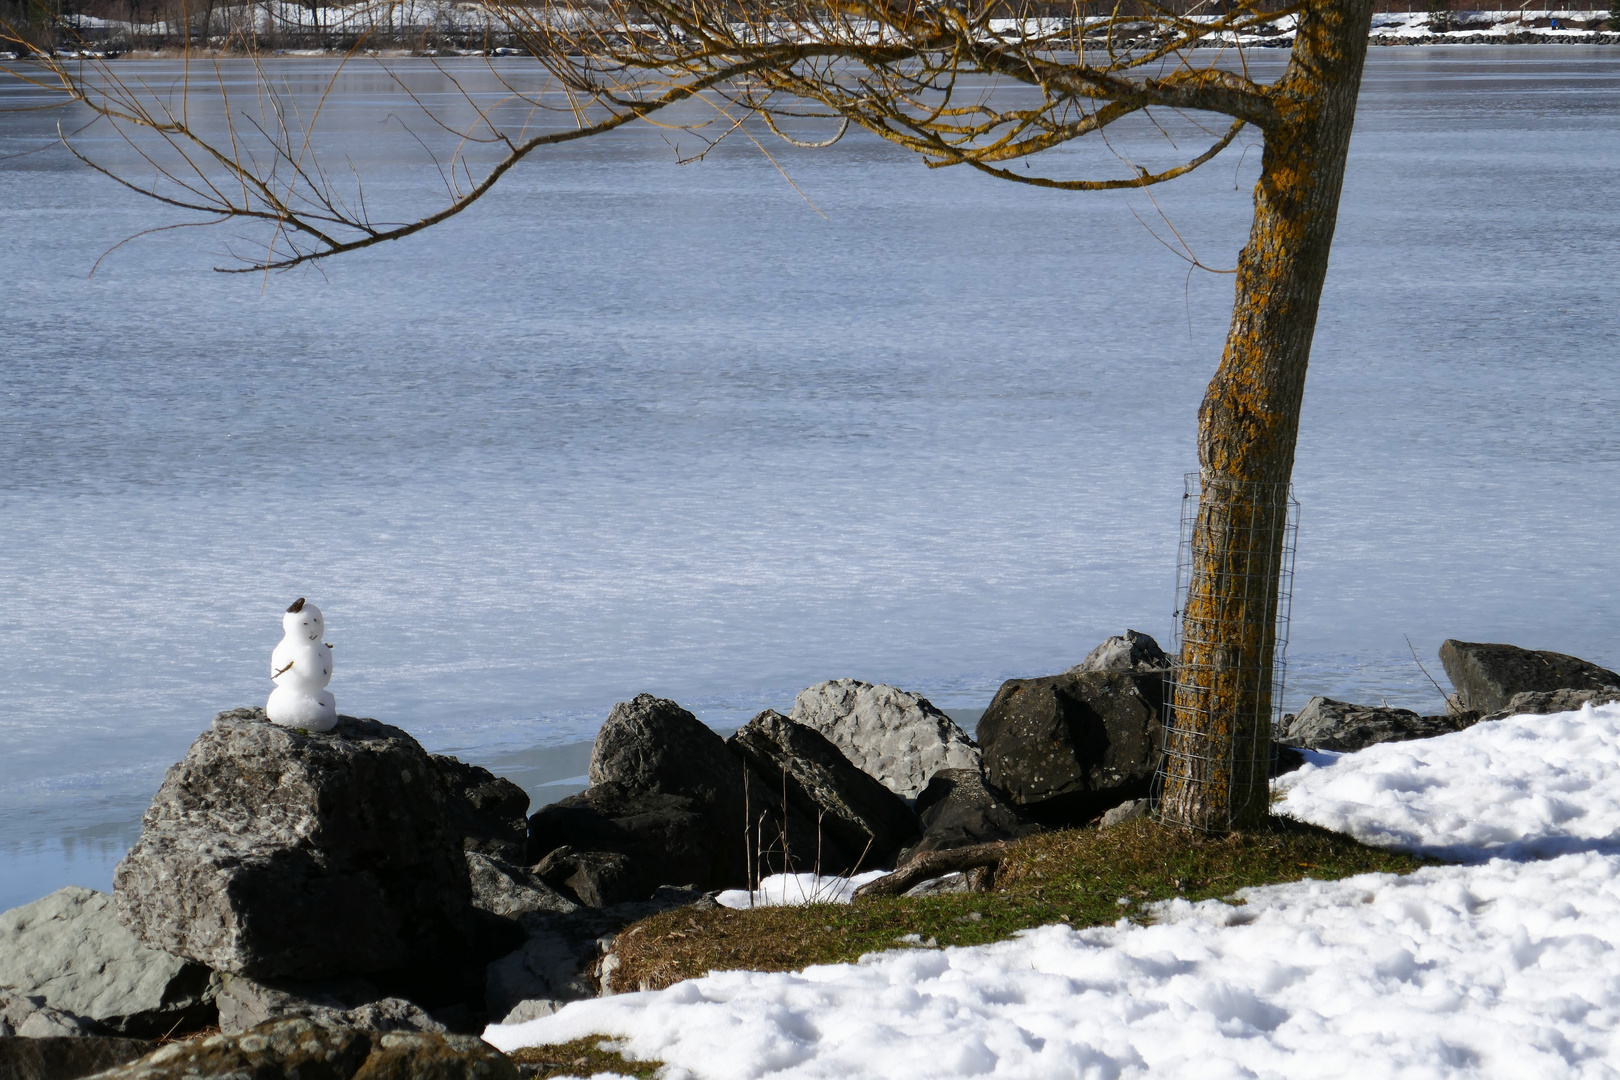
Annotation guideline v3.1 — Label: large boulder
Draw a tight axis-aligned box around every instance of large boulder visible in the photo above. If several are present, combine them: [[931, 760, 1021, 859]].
[[0, 887, 217, 1038], [976, 670, 1163, 823], [726, 711, 920, 873], [788, 680, 980, 800], [1439, 640, 1620, 715], [86, 1018, 516, 1080], [527, 783, 738, 899], [587, 695, 747, 829], [897, 769, 1039, 864], [1069, 630, 1171, 676], [114, 708, 475, 981], [0, 1037, 153, 1080], [431, 757, 530, 864], [1277, 696, 1479, 753]]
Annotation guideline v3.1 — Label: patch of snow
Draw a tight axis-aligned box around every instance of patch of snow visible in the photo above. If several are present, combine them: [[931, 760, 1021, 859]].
[[490, 853, 1620, 1077], [715, 871, 890, 909], [1276, 702, 1620, 861], [488, 703, 1620, 1077]]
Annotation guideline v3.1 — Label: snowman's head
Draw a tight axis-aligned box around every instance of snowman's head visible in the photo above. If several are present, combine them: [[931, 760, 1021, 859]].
[[282, 597, 325, 642]]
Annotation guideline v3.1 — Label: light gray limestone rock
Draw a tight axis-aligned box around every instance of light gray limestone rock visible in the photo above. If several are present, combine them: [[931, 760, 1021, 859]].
[[788, 680, 980, 800], [213, 975, 443, 1035], [0, 888, 216, 1038]]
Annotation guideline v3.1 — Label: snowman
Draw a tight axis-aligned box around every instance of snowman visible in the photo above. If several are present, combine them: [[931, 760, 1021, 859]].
[[266, 597, 338, 731]]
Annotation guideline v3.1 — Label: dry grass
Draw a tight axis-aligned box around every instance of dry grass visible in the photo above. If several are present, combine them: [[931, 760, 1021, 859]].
[[608, 815, 1424, 992], [507, 1038, 663, 1079]]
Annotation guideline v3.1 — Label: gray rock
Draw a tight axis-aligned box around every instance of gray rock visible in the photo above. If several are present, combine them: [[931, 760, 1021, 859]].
[[587, 694, 747, 828], [1069, 630, 1171, 676], [726, 710, 920, 873], [0, 1036, 153, 1080], [1278, 696, 1479, 753], [213, 975, 443, 1035], [902, 873, 969, 898], [495, 999, 560, 1026], [789, 680, 980, 800], [1482, 687, 1620, 722], [465, 853, 578, 920], [532, 848, 640, 909], [977, 670, 1163, 824], [432, 757, 531, 864], [114, 708, 475, 981], [0, 888, 217, 1038], [1439, 640, 1620, 715], [1100, 799, 1149, 828], [0, 990, 100, 1038], [528, 784, 737, 899], [86, 1018, 516, 1080], [897, 769, 1038, 864], [484, 889, 704, 1019]]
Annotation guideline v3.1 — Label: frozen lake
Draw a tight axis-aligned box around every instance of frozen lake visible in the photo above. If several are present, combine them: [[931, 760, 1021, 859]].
[[1, 46, 1617, 911]]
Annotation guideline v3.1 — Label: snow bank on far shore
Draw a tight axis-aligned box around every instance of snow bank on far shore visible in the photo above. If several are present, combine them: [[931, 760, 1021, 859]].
[[1276, 701, 1620, 862], [487, 702, 1620, 1078], [715, 871, 890, 910]]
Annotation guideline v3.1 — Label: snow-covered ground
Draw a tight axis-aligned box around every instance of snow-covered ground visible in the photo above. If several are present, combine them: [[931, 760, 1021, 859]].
[[487, 702, 1620, 1078]]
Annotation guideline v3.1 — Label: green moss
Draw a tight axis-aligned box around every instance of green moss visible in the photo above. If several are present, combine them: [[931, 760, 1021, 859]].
[[507, 1038, 662, 1079], [610, 816, 1424, 991]]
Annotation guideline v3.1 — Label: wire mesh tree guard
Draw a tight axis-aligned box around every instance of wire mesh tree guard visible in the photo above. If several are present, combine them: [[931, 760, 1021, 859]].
[[1154, 472, 1299, 833]]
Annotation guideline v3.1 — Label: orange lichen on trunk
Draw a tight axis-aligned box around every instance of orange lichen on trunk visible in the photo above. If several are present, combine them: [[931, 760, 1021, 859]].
[[1159, 0, 1375, 833]]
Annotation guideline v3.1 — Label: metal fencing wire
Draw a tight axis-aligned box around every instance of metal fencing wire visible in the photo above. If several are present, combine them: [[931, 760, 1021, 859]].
[[1152, 471, 1299, 831]]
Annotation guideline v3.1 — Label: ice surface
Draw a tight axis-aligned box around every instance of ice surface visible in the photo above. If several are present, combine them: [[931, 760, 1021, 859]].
[[487, 704, 1620, 1077], [714, 872, 891, 910]]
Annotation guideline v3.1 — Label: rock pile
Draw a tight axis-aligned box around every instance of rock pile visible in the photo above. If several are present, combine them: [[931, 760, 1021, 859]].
[[1277, 697, 1479, 753]]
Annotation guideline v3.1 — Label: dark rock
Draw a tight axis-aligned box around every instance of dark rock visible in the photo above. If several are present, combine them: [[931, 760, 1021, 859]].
[[527, 783, 737, 899], [114, 708, 475, 981], [0, 1037, 153, 1080], [726, 711, 920, 873], [789, 681, 980, 800], [0, 888, 217, 1038], [896, 769, 1038, 864], [976, 671, 1164, 824], [87, 1018, 516, 1080], [532, 849, 640, 909], [431, 757, 530, 863], [1482, 688, 1620, 722], [587, 695, 746, 829], [214, 975, 443, 1035], [1069, 630, 1171, 676], [1270, 744, 1308, 777], [464, 853, 578, 921], [1439, 640, 1620, 715], [1277, 696, 1480, 753], [485, 888, 706, 1018]]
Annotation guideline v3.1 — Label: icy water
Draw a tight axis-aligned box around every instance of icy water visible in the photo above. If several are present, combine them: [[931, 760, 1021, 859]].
[[2, 47, 1618, 911]]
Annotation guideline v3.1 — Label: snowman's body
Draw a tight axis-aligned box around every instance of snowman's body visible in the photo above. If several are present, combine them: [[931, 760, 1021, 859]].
[[267, 598, 338, 730]]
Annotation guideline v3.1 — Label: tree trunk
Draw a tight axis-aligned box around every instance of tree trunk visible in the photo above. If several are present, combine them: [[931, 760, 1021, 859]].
[[1158, 0, 1375, 833]]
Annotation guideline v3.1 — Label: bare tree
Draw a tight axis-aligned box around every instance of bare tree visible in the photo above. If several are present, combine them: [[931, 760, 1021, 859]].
[[5, 0, 1377, 833]]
